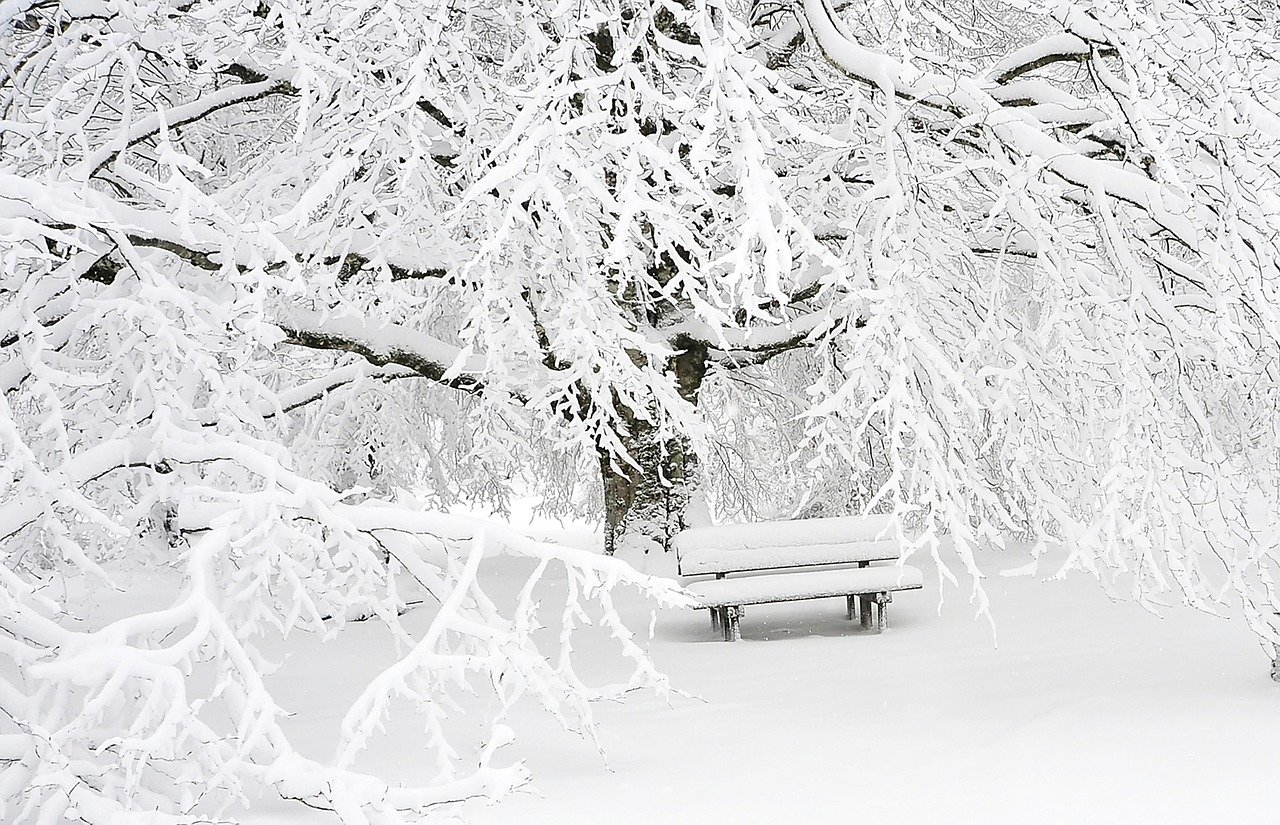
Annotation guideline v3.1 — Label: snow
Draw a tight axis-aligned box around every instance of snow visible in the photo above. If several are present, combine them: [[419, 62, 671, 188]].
[[799, 0, 1205, 247], [274, 308, 477, 376], [233, 507, 1280, 825], [679, 540, 902, 575], [674, 515, 897, 550], [685, 564, 923, 607], [673, 516, 901, 575], [81, 79, 288, 176], [986, 33, 1092, 83]]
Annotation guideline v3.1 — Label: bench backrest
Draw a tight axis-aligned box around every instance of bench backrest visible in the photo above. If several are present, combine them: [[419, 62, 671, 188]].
[[673, 515, 902, 577]]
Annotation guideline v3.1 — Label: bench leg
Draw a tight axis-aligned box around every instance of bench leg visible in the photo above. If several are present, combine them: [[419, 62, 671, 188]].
[[710, 607, 721, 633], [859, 594, 873, 630], [723, 606, 741, 642], [846, 594, 857, 621], [875, 591, 892, 632]]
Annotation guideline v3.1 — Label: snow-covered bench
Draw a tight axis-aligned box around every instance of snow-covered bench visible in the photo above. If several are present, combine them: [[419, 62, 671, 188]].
[[673, 516, 923, 641]]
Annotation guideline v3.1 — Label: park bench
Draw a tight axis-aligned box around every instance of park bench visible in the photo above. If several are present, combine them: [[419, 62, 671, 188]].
[[673, 515, 924, 642]]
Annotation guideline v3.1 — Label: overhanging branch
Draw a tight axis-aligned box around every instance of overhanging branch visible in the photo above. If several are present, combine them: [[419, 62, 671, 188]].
[[797, 0, 1202, 252], [275, 310, 483, 393], [987, 33, 1117, 85], [35, 227, 481, 395], [86, 78, 298, 176]]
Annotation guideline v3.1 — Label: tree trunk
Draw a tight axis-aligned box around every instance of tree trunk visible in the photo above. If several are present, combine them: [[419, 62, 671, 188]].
[[599, 423, 696, 555], [600, 340, 707, 555]]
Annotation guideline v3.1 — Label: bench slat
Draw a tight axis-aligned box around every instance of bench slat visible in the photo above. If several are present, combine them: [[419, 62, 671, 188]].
[[678, 539, 899, 576], [686, 565, 923, 609], [672, 515, 895, 554]]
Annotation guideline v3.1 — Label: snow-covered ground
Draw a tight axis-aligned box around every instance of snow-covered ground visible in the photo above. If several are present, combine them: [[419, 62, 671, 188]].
[[247, 509, 1280, 825]]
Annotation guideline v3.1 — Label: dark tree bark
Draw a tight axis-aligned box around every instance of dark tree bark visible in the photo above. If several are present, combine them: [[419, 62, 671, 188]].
[[600, 338, 707, 555]]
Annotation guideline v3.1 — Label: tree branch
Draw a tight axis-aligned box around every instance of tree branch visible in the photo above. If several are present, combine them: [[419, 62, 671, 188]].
[[987, 33, 1116, 85], [797, 0, 1202, 251], [328, 252, 449, 284], [274, 310, 483, 393], [15, 223, 476, 397], [86, 78, 297, 175], [196, 363, 422, 427]]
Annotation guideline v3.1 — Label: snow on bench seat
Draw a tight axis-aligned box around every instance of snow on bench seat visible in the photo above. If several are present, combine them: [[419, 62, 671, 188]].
[[685, 564, 923, 609], [673, 515, 900, 576]]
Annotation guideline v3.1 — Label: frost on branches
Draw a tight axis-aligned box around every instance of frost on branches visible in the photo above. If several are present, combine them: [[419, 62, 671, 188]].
[[3, 0, 1280, 821]]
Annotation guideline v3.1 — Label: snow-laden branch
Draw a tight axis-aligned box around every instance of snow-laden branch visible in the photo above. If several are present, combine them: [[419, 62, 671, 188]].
[[194, 362, 418, 427], [275, 310, 483, 392], [986, 32, 1111, 84], [1, 415, 689, 823], [84, 78, 298, 176], [798, 0, 1202, 249]]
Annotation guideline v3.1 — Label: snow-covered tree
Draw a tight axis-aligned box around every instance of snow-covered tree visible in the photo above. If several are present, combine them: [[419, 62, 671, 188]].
[[4, 0, 1280, 821]]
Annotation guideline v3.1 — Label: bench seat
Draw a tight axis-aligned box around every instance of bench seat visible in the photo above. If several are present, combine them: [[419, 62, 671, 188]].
[[686, 564, 923, 608]]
